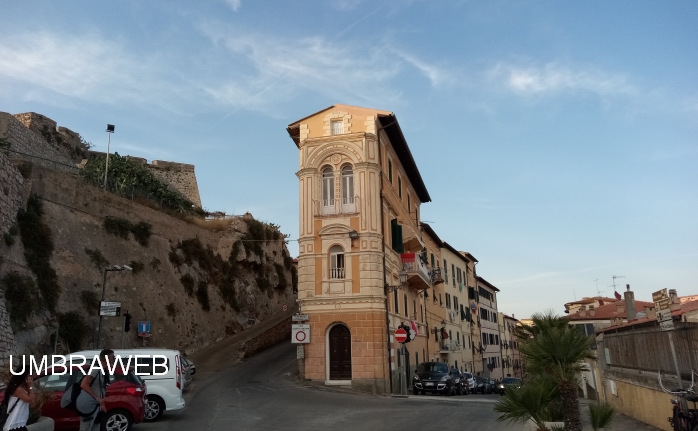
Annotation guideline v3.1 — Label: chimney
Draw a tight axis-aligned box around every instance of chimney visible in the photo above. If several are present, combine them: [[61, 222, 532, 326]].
[[579, 305, 587, 318], [624, 284, 637, 321], [645, 305, 657, 320], [616, 302, 624, 313], [589, 305, 596, 317], [669, 289, 682, 311]]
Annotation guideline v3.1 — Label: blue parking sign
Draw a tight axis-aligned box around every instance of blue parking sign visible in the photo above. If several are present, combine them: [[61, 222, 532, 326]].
[[138, 321, 151, 333]]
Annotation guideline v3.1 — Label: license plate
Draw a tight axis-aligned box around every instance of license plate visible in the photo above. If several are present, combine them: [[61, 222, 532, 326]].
[[425, 382, 434, 386]]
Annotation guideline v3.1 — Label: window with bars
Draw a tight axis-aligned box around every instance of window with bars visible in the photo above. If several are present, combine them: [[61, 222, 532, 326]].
[[452, 264, 456, 286], [329, 245, 345, 279], [331, 120, 343, 135]]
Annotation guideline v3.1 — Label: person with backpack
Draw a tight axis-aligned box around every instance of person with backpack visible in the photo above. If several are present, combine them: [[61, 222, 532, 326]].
[[1, 369, 35, 431], [75, 349, 114, 431]]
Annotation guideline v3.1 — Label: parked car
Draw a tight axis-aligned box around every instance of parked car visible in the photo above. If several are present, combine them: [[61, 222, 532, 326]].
[[462, 372, 476, 392], [474, 376, 494, 394], [496, 377, 522, 395], [72, 348, 185, 422], [180, 357, 193, 387], [412, 362, 456, 396], [0, 365, 146, 431], [450, 369, 469, 395], [183, 358, 195, 375]]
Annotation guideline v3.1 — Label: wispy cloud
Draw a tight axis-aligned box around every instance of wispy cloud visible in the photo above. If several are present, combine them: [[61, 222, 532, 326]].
[[223, 0, 241, 11], [489, 62, 635, 97], [391, 49, 455, 87]]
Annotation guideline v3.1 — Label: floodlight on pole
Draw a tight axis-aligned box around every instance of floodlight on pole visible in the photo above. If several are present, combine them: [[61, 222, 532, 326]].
[[103, 124, 115, 190]]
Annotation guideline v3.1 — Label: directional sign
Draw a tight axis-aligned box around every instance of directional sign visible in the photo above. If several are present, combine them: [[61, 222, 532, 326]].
[[660, 320, 675, 332], [100, 302, 121, 317], [292, 314, 309, 322], [292, 324, 310, 344], [657, 309, 673, 323], [138, 321, 151, 337], [394, 328, 408, 343]]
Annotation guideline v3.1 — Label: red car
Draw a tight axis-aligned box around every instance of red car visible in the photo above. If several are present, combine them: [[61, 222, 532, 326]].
[[1, 366, 146, 431]]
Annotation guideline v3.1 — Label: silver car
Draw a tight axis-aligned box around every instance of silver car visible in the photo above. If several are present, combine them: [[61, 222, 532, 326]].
[[181, 357, 193, 387]]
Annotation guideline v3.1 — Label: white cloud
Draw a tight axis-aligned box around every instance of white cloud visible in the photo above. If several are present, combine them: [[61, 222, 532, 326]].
[[392, 49, 455, 87], [490, 62, 635, 97], [224, 0, 241, 11]]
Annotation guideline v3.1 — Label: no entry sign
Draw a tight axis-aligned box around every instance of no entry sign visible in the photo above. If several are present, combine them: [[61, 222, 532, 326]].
[[394, 328, 408, 343]]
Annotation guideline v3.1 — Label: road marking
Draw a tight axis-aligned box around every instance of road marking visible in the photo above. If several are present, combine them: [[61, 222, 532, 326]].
[[259, 385, 276, 391], [406, 395, 499, 404], [236, 388, 241, 395], [245, 386, 263, 392], [272, 358, 298, 376]]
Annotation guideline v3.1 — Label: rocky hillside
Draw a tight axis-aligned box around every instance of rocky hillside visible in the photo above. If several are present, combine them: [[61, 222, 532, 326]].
[[0, 163, 296, 356]]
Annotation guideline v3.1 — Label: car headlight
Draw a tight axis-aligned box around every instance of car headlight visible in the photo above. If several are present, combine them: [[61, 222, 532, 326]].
[[413, 375, 420, 381], [440, 376, 449, 382]]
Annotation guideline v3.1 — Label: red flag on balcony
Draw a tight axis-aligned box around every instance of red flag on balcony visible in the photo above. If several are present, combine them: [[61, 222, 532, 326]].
[[411, 320, 419, 336], [401, 253, 415, 263]]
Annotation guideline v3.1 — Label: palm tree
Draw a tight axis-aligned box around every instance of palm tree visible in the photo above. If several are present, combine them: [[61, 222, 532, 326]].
[[494, 376, 561, 431], [588, 401, 615, 430], [517, 311, 595, 431]]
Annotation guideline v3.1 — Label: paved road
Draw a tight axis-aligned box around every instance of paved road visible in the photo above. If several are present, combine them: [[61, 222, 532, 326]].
[[139, 342, 514, 431]]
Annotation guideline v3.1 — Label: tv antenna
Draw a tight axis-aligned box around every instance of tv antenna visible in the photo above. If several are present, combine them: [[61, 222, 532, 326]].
[[609, 275, 625, 291], [593, 279, 602, 296]]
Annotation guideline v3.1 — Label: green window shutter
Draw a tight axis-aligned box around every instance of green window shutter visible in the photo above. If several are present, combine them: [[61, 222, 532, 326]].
[[391, 219, 404, 254]]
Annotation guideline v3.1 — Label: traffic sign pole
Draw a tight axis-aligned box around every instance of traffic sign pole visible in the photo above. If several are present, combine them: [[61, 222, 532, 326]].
[[653, 289, 683, 391]]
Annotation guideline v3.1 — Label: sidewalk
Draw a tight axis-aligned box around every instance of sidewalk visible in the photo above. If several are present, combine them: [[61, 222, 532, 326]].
[[578, 399, 662, 431]]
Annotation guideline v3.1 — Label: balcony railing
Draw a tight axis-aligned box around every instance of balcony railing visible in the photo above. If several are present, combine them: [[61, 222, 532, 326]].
[[431, 268, 444, 285], [439, 341, 461, 352], [330, 267, 345, 279], [401, 253, 432, 290], [316, 197, 359, 216]]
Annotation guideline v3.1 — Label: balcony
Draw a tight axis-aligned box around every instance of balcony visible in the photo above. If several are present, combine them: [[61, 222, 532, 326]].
[[432, 268, 444, 285], [315, 197, 359, 216], [439, 341, 461, 353], [401, 253, 432, 290]]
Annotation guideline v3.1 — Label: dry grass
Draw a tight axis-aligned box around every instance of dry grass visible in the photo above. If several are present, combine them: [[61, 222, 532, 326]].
[[186, 217, 235, 232]]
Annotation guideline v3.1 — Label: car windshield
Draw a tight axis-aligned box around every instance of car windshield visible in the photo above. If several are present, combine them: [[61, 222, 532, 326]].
[[463, 373, 473, 379], [502, 378, 521, 384], [417, 363, 449, 373]]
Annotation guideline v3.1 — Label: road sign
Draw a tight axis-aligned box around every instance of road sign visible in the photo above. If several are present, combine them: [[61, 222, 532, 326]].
[[100, 302, 121, 317], [282, 304, 288, 312], [296, 346, 305, 359], [137, 321, 151, 337], [292, 324, 310, 344], [292, 314, 309, 322], [394, 328, 408, 343], [657, 309, 673, 323], [660, 320, 675, 331], [652, 289, 669, 303]]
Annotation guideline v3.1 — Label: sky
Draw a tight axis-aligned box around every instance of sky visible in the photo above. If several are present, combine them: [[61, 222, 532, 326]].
[[1, 0, 696, 319]]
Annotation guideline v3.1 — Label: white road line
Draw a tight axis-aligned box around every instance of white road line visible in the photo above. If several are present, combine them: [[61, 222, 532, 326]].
[[406, 396, 499, 404], [259, 385, 277, 391]]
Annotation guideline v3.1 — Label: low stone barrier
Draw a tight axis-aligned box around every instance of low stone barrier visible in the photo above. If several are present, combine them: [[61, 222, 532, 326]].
[[238, 317, 292, 361]]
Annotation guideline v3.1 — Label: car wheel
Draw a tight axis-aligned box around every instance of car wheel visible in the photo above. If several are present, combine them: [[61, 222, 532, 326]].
[[457, 386, 462, 396], [144, 395, 165, 422], [101, 409, 133, 431]]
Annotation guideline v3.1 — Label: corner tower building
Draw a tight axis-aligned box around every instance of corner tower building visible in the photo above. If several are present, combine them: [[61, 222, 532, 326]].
[[287, 105, 433, 394]]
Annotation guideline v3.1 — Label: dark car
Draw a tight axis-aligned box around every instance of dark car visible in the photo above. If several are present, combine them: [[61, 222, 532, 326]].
[[474, 376, 494, 394], [496, 377, 522, 395], [450, 369, 469, 395], [412, 362, 456, 396]]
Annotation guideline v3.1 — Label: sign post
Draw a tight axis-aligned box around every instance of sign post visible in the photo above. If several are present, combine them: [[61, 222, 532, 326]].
[[653, 289, 682, 390], [292, 324, 310, 344], [394, 328, 408, 344]]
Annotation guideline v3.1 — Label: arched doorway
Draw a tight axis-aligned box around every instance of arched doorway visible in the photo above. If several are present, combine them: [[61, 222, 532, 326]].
[[328, 324, 352, 380]]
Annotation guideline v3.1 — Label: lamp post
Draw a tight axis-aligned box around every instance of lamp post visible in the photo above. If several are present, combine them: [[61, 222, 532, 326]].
[[96, 264, 131, 348], [103, 124, 115, 190]]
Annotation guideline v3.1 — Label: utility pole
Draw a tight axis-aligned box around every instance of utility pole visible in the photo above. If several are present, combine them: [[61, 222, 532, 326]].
[[103, 124, 115, 190]]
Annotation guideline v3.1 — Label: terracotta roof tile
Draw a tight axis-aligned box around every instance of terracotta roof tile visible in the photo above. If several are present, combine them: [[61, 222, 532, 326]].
[[567, 300, 654, 321]]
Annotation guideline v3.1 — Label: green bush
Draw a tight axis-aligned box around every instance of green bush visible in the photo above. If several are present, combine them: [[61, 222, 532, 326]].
[[59, 311, 89, 352], [79, 290, 100, 315], [196, 282, 210, 311], [243, 219, 265, 257], [274, 263, 287, 290], [17, 195, 60, 312], [218, 277, 240, 311], [103, 216, 132, 239], [131, 222, 152, 246], [169, 250, 183, 266], [1, 272, 40, 329], [129, 260, 145, 275], [180, 274, 195, 296], [150, 257, 161, 270], [84, 248, 109, 271]]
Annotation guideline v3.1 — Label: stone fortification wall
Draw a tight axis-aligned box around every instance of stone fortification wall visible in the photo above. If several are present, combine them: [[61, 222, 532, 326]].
[[0, 112, 79, 173], [3, 164, 293, 356], [149, 160, 202, 208], [0, 152, 24, 235]]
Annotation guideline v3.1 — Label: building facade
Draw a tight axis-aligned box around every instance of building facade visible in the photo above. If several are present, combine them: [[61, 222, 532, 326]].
[[288, 104, 434, 394], [477, 276, 502, 379], [499, 313, 521, 378]]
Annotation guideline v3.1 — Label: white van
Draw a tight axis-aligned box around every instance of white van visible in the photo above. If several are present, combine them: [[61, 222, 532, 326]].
[[70, 348, 185, 421]]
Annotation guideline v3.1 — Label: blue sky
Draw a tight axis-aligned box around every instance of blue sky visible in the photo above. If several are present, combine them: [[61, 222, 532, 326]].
[[1, 0, 696, 319]]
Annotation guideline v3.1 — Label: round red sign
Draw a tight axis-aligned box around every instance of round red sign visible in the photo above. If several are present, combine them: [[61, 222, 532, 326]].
[[394, 328, 408, 343]]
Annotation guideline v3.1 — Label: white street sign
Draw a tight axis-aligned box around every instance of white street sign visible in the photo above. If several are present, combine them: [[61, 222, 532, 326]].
[[657, 308, 673, 323], [99, 301, 121, 317], [292, 314, 309, 322], [660, 320, 675, 331], [292, 324, 310, 344], [296, 346, 305, 359]]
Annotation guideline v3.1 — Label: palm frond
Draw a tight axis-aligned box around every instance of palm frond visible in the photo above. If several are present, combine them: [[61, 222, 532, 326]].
[[589, 401, 615, 430]]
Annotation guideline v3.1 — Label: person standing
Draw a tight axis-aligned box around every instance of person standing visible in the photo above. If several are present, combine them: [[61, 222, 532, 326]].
[[2, 369, 35, 431], [76, 349, 114, 431]]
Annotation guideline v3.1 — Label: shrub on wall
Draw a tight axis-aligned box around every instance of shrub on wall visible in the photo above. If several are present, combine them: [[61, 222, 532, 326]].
[[58, 311, 89, 352], [17, 195, 60, 312], [180, 274, 195, 296], [196, 282, 210, 311], [166, 302, 176, 317], [79, 290, 99, 315], [3, 233, 14, 247], [150, 257, 161, 270], [1, 272, 40, 329], [131, 222, 152, 246], [129, 260, 145, 275], [84, 248, 109, 271], [103, 217, 152, 246], [274, 263, 287, 290]]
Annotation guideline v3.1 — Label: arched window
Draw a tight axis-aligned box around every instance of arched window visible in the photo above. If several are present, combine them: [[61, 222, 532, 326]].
[[322, 167, 334, 215], [329, 245, 345, 279], [341, 165, 355, 213]]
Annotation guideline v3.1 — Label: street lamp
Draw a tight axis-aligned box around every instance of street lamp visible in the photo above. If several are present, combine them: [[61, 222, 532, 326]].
[[96, 264, 131, 348], [103, 124, 115, 190], [385, 271, 409, 294]]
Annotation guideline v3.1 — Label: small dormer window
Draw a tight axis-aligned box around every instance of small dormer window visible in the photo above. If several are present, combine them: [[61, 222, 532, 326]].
[[331, 120, 343, 135]]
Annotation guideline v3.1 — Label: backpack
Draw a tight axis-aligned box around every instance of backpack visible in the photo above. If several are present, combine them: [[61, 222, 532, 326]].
[[0, 396, 20, 429], [60, 372, 84, 411]]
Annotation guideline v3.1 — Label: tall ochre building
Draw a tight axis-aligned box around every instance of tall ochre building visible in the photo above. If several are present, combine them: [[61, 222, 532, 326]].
[[287, 104, 439, 394]]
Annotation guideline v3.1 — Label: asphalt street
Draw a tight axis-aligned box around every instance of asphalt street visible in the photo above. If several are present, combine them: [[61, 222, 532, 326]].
[[138, 342, 515, 431]]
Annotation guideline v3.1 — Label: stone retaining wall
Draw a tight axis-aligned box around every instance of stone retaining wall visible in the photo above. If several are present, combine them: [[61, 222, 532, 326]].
[[238, 317, 292, 360]]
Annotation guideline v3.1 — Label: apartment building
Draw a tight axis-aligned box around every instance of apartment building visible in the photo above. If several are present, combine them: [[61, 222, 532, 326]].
[[498, 313, 521, 378], [477, 276, 502, 379], [421, 224, 445, 363], [461, 252, 482, 375], [288, 104, 435, 394]]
